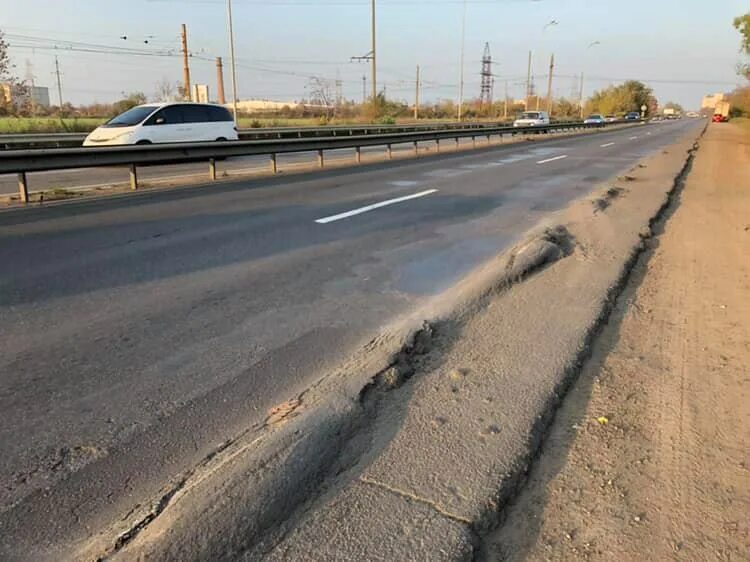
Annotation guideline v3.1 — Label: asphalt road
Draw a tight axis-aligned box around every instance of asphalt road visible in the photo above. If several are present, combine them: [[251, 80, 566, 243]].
[[0, 118, 702, 555]]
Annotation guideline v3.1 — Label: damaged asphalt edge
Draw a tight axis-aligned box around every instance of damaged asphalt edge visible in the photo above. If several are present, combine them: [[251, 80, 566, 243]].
[[468, 133, 704, 555], [92, 218, 578, 561]]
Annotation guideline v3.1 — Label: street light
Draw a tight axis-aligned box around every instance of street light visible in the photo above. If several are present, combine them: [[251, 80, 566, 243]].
[[227, 0, 239, 122], [580, 41, 601, 118], [457, 0, 467, 121]]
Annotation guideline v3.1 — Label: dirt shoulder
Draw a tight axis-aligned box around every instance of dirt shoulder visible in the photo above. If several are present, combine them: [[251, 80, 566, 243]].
[[483, 123, 750, 561]]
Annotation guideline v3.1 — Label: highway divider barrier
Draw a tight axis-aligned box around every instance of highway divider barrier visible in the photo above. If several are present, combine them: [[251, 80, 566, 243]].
[[1, 120, 641, 203]]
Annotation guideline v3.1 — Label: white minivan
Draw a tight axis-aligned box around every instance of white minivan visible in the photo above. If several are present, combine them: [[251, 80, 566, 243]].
[[83, 103, 238, 146], [513, 111, 551, 127]]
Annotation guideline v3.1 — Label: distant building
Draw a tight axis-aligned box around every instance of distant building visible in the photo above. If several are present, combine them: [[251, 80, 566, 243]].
[[230, 99, 301, 113], [191, 84, 210, 104], [0, 83, 51, 108], [31, 86, 50, 108], [701, 93, 725, 110], [0, 83, 12, 104]]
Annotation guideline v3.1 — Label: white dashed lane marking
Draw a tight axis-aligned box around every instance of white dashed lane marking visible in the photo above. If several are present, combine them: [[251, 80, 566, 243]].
[[315, 189, 439, 224], [600, 142, 616, 148], [536, 155, 568, 164]]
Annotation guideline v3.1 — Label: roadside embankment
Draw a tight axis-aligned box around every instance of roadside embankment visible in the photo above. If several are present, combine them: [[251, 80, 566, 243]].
[[90, 129, 705, 559], [482, 122, 750, 561]]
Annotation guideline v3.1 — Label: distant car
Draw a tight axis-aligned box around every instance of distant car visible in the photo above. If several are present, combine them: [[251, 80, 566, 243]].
[[584, 114, 606, 126], [513, 111, 551, 127], [624, 112, 641, 121], [604, 115, 618, 122], [712, 113, 729, 123], [83, 102, 238, 146]]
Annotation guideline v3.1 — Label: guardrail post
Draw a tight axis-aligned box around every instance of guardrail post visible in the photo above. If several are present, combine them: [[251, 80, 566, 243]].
[[387, 144, 393, 160], [413, 141, 418, 156], [18, 172, 29, 203], [355, 146, 362, 164], [436, 139, 441, 153], [209, 158, 217, 181], [270, 154, 278, 174], [129, 164, 138, 190], [318, 149, 324, 168], [487, 134, 491, 144], [472, 136, 477, 148], [455, 137, 460, 150]]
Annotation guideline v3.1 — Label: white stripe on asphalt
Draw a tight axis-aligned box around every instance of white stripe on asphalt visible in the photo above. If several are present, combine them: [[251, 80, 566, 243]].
[[536, 155, 568, 164], [600, 142, 616, 148], [315, 189, 439, 224], [629, 136, 639, 140]]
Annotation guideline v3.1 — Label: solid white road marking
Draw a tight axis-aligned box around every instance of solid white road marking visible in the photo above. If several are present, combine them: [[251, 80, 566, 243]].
[[389, 180, 419, 187], [629, 136, 639, 140], [600, 142, 616, 148], [536, 155, 568, 164], [315, 189, 439, 224]]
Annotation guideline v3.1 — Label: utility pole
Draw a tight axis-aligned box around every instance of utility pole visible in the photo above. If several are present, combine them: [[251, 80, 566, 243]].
[[371, 0, 377, 101], [546, 53, 555, 114], [457, 0, 467, 121], [362, 75, 367, 104], [503, 80, 508, 120], [181, 24, 191, 101], [216, 57, 226, 104], [525, 50, 532, 109], [579, 72, 585, 118], [414, 65, 420, 119], [227, 0, 239, 121], [54, 56, 63, 112]]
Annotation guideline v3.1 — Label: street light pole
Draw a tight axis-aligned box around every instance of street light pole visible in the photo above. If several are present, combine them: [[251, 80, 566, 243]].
[[371, 0, 377, 101], [457, 0, 467, 121], [580, 41, 600, 118], [227, 0, 239, 122]]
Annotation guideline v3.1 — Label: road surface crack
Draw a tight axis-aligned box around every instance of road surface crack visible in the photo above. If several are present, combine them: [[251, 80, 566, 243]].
[[359, 475, 473, 526]]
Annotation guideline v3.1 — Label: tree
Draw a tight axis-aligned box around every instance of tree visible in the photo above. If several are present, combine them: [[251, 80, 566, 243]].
[[663, 101, 684, 113], [307, 76, 336, 120], [728, 85, 750, 116], [586, 80, 655, 116], [0, 28, 29, 116], [153, 78, 177, 102], [112, 92, 147, 116], [735, 13, 750, 78]]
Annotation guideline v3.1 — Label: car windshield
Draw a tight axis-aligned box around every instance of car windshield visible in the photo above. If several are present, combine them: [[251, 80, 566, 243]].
[[103, 106, 157, 127], [589, 115, 603, 119], [520, 112, 540, 119]]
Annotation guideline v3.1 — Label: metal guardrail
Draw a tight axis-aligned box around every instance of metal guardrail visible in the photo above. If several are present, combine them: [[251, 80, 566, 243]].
[[1, 121, 636, 203], [0, 119, 587, 150]]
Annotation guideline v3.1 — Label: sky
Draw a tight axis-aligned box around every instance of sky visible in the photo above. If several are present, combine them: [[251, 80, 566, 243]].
[[1, 0, 748, 109]]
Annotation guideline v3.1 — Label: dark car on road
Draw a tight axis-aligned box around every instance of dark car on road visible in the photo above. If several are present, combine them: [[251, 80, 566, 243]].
[[624, 112, 641, 120]]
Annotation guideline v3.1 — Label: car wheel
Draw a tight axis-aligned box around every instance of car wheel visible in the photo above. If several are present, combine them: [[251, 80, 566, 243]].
[[135, 140, 152, 145], [215, 137, 227, 142]]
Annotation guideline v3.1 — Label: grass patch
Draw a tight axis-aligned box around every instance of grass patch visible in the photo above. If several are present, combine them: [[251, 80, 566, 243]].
[[0, 117, 106, 134]]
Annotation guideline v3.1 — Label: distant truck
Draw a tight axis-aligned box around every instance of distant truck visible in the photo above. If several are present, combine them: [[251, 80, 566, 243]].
[[713, 101, 730, 123]]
